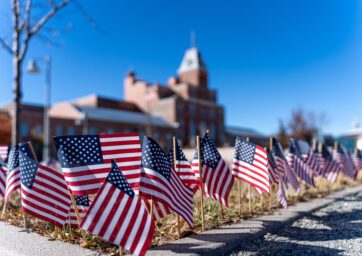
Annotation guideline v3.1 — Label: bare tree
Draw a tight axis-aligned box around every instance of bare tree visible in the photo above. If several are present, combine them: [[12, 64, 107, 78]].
[[0, 0, 72, 146], [277, 108, 328, 145]]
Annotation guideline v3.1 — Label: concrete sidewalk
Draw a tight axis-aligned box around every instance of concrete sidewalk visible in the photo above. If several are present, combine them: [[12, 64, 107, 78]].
[[0, 221, 97, 256], [0, 185, 361, 256], [147, 185, 362, 256]]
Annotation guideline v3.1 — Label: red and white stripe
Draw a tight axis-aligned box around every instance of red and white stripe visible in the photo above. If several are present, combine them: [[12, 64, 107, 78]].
[[140, 167, 194, 227], [66, 203, 89, 228], [21, 164, 71, 227], [174, 159, 199, 192], [4, 167, 20, 202], [81, 182, 154, 256], [192, 159, 234, 207], [277, 179, 288, 209], [0, 146, 8, 161], [232, 145, 269, 195], [152, 200, 172, 221], [0, 166, 6, 198], [61, 133, 141, 195]]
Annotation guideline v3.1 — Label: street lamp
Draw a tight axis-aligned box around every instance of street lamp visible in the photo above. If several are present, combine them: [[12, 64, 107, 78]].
[[26, 56, 51, 163]]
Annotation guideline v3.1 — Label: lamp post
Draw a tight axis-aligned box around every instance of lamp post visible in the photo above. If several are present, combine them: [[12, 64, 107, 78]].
[[26, 56, 51, 162]]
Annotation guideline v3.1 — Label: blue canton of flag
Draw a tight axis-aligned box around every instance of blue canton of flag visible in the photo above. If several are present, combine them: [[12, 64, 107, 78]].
[[55, 136, 104, 168], [75, 195, 90, 207], [107, 160, 135, 197], [142, 138, 171, 181]]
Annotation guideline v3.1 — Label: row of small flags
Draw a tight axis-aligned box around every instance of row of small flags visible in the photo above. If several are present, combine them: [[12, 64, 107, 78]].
[[0, 133, 361, 256]]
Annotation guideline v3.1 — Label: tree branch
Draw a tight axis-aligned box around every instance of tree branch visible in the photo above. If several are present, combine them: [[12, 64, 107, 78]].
[[30, 0, 70, 36], [0, 37, 13, 54]]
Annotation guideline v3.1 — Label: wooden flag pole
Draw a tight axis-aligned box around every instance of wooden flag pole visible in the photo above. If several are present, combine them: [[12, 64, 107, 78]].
[[237, 179, 241, 215], [268, 137, 273, 210], [196, 135, 205, 231], [173, 136, 181, 238]]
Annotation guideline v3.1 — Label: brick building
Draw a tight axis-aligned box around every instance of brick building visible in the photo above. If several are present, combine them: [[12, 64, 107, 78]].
[[125, 47, 225, 146], [0, 46, 268, 159]]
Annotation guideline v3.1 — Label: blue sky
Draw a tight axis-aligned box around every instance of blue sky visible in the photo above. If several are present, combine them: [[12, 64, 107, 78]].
[[0, 0, 361, 135]]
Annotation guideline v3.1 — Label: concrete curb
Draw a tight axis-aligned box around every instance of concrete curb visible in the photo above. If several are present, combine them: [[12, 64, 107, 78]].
[[146, 185, 362, 256]]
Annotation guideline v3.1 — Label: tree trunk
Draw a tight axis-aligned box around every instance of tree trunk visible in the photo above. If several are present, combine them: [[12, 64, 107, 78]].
[[11, 54, 21, 146]]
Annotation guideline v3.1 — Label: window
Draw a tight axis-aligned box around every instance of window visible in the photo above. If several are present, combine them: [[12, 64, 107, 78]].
[[89, 127, 97, 135], [55, 125, 63, 136], [189, 121, 196, 137], [21, 123, 29, 137], [166, 133, 173, 142], [153, 132, 160, 141], [34, 124, 43, 136], [67, 126, 75, 135]]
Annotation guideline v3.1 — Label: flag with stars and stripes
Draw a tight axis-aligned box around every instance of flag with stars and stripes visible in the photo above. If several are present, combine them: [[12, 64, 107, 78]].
[[139, 136, 193, 227], [0, 145, 9, 163], [66, 195, 90, 228], [334, 143, 357, 180], [0, 161, 6, 198], [167, 140, 199, 192], [151, 200, 172, 221], [353, 149, 362, 171], [313, 142, 324, 176], [267, 148, 282, 185], [271, 138, 299, 191], [54, 133, 142, 195], [19, 143, 71, 228], [81, 161, 154, 256], [4, 145, 21, 202], [191, 133, 234, 207], [286, 139, 315, 187], [296, 139, 321, 175], [277, 178, 288, 209], [319, 143, 341, 182], [232, 137, 269, 195]]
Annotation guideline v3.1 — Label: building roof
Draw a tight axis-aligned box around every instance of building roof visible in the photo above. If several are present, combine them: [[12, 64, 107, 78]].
[[225, 126, 267, 138], [177, 47, 207, 74], [74, 105, 176, 128]]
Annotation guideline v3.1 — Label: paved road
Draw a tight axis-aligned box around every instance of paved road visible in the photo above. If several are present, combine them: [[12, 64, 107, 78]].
[[230, 191, 362, 256]]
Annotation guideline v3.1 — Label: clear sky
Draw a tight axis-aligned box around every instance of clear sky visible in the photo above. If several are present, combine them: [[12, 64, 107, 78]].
[[0, 0, 361, 136]]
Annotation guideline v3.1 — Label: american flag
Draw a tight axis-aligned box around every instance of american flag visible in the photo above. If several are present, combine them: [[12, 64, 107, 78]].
[[296, 139, 320, 175], [271, 138, 299, 191], [139, 136, 193, 227], [19, 143, 71, 227], [353, 149, 362, 170], [54, 133, 142, 195], [319, 143, 340, 182], [81, 161, 154, 256], [287, 139, 315, 187], [4, 145, 21, 202], [0, 145, 9, 163], [232, 137, 269, 195], [267, 149, 281, 185], [66, 195, 90, 228], [313, 142, 324, 176], [0, 161, 6, 198], [334, 143, 357, 180], [167, 140, 199, 192], [192, 133, 234, 207], [277, 178, 288, 209], [151, 200, 172, 221]]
